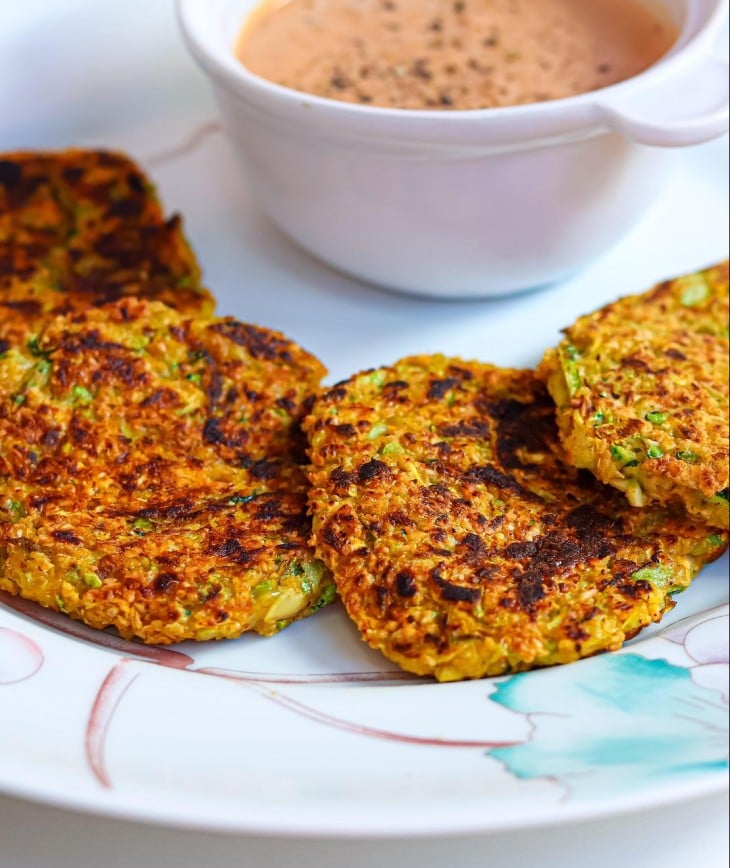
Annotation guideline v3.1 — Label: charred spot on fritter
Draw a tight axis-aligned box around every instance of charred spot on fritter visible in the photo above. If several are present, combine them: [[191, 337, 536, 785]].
[[0, 159, 23, 188], [438, 419, 489, 439], [464, 464, 526, 495], [491, 392, 556, 471], [427, 377, 460, 400], [357, 459, 391, 484], [432, 568, 481, 603], [333, 423, 357, 437], [459, 533, 488, 564], [330, 467, 356, 489], [395, 570, 417, 598], [210, 320, 294, 362]]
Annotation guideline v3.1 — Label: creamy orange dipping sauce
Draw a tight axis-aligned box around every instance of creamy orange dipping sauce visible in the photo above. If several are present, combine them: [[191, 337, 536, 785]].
[[236, 0, 677, 110]]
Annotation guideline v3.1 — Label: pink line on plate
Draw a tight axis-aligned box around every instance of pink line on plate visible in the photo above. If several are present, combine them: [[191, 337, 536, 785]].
[[199, 668, 520, 749], [86, 660, 140, 789], [0, 628, 44, 684], [145, 121, 222, 168]]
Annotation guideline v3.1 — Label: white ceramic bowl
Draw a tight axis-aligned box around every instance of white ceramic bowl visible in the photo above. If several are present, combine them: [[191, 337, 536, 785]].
[[178, 0, 729, 299]]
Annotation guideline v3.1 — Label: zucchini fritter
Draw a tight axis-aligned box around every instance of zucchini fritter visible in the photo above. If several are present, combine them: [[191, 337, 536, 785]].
[[0, 299, 334, 644], [541, 262, 729, 528], [305, 356, 726, 682], [0, 149, 214, 353]]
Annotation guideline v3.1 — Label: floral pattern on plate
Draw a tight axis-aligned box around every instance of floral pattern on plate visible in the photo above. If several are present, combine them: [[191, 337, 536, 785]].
[[2, 592, 727, 809]]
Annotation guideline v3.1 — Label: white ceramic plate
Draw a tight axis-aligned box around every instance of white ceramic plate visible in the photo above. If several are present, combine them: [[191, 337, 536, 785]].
[[0, 0, 728, 839]]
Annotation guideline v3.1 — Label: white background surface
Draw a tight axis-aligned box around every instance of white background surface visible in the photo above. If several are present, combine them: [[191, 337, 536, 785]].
[[0, 1, 728, 865]]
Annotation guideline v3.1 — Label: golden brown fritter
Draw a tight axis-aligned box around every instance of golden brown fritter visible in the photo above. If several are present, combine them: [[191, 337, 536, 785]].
[[0, 298, 334, 644], [0, 149, 214, 353], [305, 356, 726, 682], [540, 262, 729, 528]]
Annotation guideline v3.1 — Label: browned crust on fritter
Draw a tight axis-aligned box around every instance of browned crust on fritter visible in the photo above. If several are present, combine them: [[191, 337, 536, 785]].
[[0, 149, 214, 352], [305, 356, 727, 681], [540, 261, 729, 527], [0, 298, 333, 643]]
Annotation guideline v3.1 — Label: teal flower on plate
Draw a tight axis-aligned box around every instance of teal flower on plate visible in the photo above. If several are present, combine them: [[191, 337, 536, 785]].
[[489, 653, 728, 797]]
